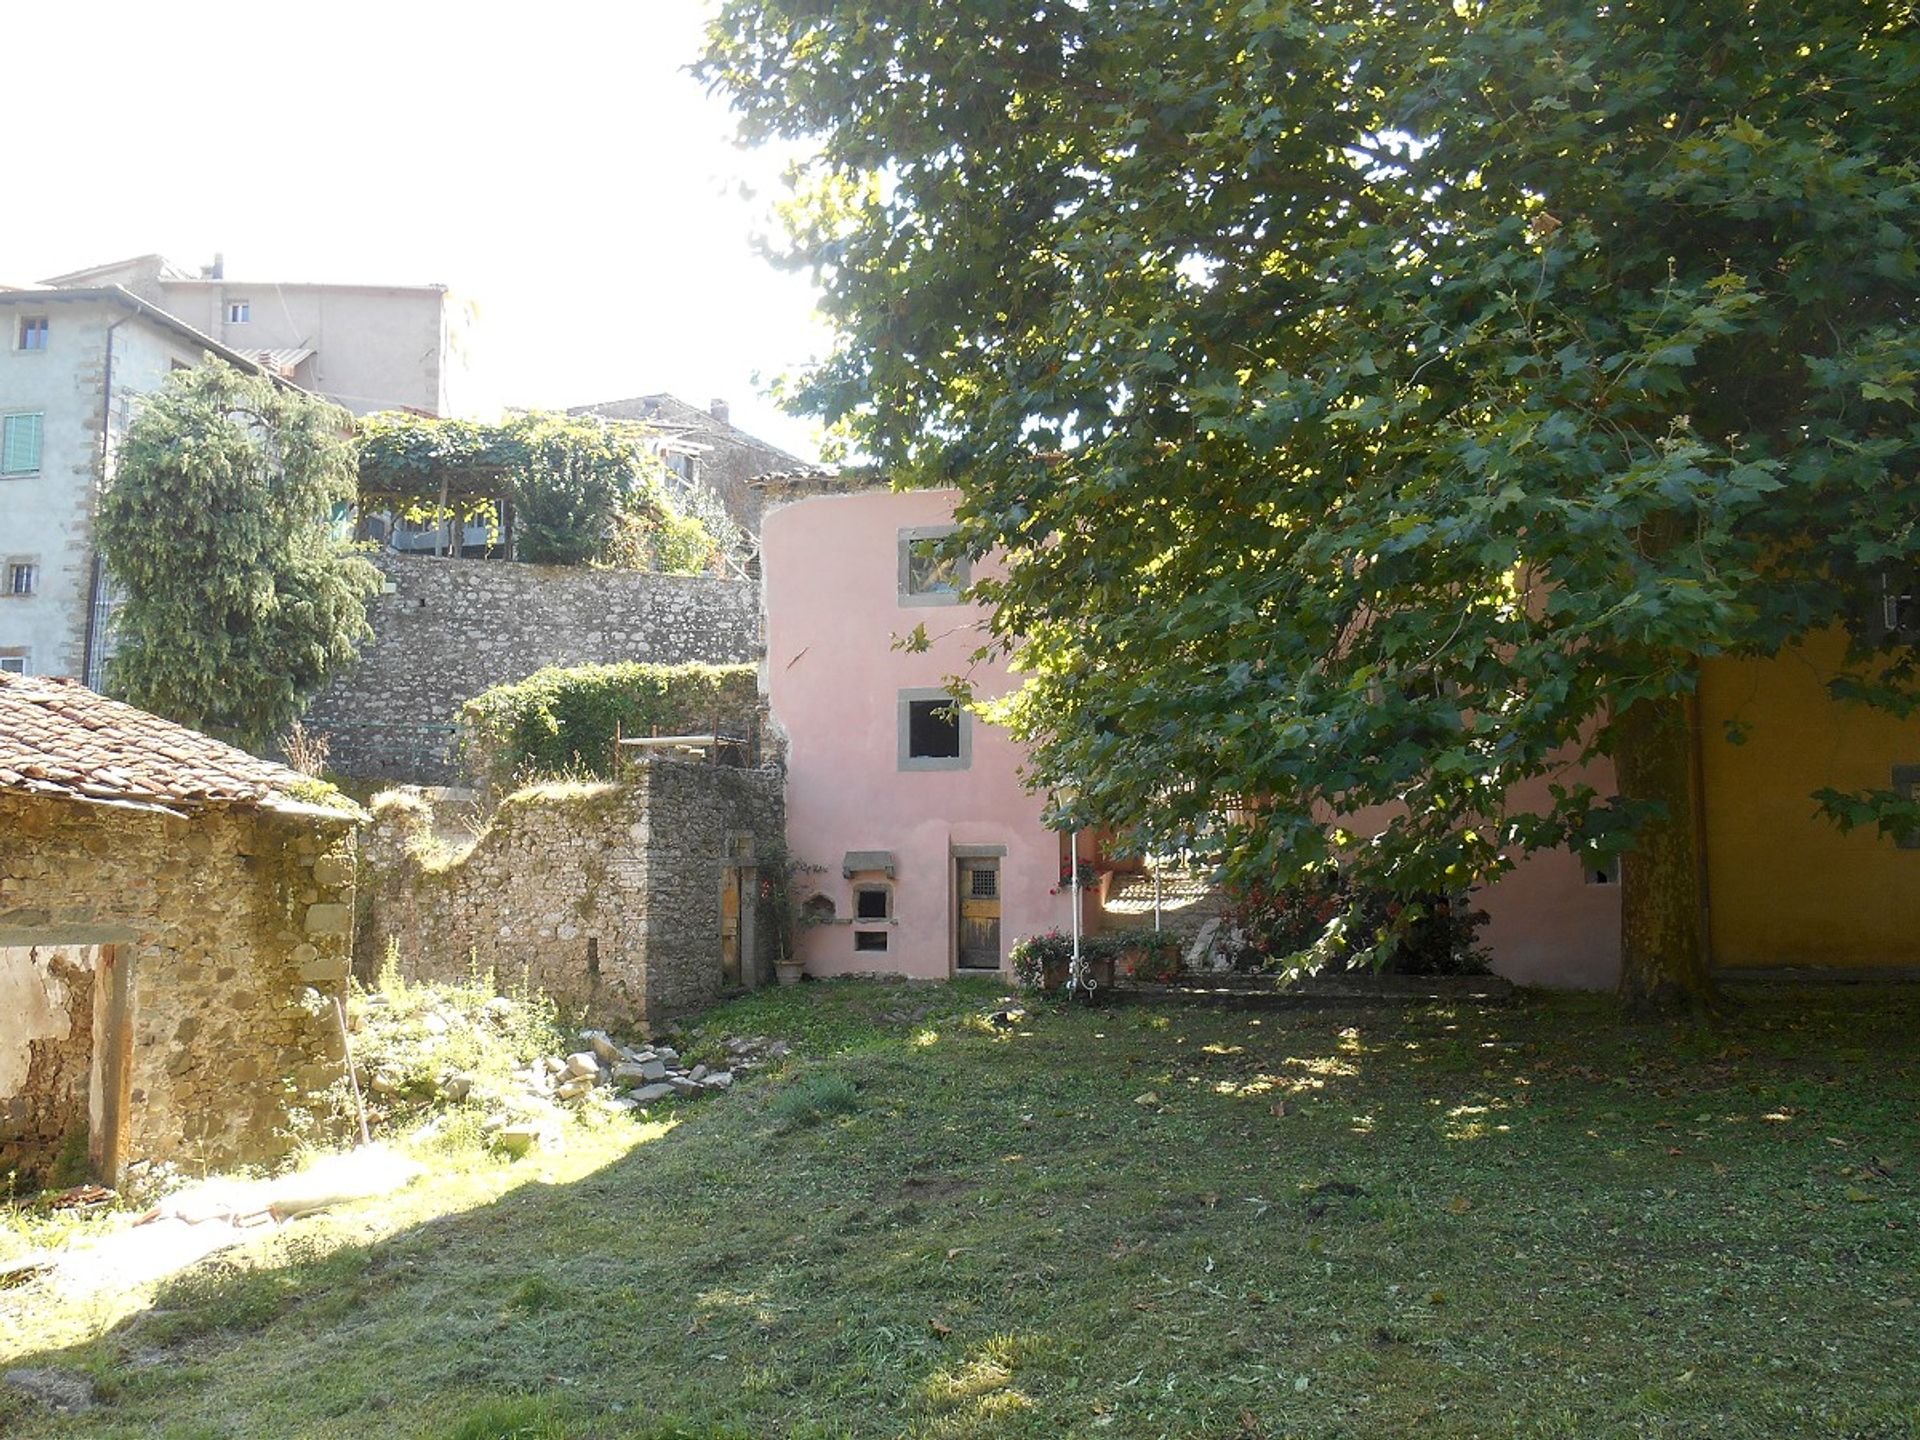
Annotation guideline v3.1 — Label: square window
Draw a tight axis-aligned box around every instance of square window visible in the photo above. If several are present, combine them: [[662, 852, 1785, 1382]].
[[853, 930, 890, 952], [898, 526, 969, 605], [969, 868, 998, 899], [894, 695, 960, 771], [854, 887, 890, 920], [1, 413, 42, 476], [1583, 854, 1620, 886], [227, 300, 251, 324], [7, 562, 35, 596], [16, 316, 48, 351]]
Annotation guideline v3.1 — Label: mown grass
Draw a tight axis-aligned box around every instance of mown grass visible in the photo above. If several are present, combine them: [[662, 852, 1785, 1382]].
[[3, 978, 1916, 1439]]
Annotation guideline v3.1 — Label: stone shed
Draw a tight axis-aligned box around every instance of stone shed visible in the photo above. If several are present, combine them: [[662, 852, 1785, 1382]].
[[0, 675, 362, 1187], [358, 757, 783, 1029]]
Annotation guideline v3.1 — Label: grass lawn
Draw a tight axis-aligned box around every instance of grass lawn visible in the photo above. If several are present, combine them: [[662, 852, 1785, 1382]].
[[3, 979, 1916, 1439]]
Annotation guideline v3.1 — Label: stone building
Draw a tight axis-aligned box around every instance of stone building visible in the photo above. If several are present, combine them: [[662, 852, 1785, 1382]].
[[0, 674, 361, 1186], [568, 393, 823, 535], [357, 757, 782, 1030]]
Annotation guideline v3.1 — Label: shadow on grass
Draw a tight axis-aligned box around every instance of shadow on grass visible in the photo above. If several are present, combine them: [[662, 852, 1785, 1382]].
[[3, 980, 1917, 1440]]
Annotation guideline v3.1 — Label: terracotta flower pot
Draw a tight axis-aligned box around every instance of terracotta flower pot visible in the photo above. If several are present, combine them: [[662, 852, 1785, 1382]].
[[774, 959, 806, 988]]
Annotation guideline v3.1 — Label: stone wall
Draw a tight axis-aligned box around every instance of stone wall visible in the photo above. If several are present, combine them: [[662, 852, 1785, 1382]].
[[0, 791, 359, 1184], [304, 554, 761, 783], [0, 945, 97, 1183], [357, 759, 783, 1030]]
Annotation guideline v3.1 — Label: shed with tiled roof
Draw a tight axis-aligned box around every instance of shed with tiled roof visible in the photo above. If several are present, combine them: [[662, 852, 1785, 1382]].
[[1, 678, 361, 1187]]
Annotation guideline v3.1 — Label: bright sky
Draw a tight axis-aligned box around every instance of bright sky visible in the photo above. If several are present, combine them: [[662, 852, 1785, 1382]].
[[4, 0, 829, 461]]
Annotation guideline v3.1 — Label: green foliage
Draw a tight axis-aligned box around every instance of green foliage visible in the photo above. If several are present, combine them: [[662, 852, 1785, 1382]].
[[357, 410, 723, 572], [705, 2, 1920, 997], [458, 661, 759, 788], [98, 361, 378, 745], [766, 1072, 861, 1129], [1222, 873, 1491, 978]]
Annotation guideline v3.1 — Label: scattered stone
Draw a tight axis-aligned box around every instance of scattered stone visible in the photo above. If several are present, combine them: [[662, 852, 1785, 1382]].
[[496, 1123, 545, 1157], [631, 1083, 675, 1103], [609, 1061, 653, 1087], [689, 1063, 709, 1082], [702, 1071, 734, 1091], [371, 1071, 404, 1095], [585, 1031, 623, 1065], [636, 1058, 669, 1083], [555, 1077, 594, 1101], [423, 1012, 449, 1036], [767, 1041, 791, 1059], [543, 1056, 567, 1076], [3, 1367, 95, 1415], [667, 1076, 701, 1097], [565, 1051, 601, 1079], [609, 1097, 641, 1113], [482, 996, 515, 1022], [440, 1073, 474, 1103], [655, 1046, 681, 1066]]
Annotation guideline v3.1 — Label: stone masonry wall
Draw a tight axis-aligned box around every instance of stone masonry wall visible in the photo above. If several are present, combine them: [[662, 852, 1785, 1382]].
[[357, 760, 784, 1030], [305, 554, 760, 783], [0, 791, 358, 1181]]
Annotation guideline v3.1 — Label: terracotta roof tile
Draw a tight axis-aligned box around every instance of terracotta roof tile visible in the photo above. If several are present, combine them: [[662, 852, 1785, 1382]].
[[0, 674, 318, 810]]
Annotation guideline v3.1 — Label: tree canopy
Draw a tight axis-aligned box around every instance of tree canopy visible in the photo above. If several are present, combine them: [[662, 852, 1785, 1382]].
[[99, 361, 379, 748], [706, 1, 1920, 1001]]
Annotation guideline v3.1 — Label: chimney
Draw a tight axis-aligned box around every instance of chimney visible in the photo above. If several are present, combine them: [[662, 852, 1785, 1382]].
[[709, 398, 730, 425], [203, 252, 225, 280]]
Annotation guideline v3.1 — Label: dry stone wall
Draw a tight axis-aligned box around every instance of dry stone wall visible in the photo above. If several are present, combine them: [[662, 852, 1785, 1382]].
[[305, 554, 760, 783], [357, 759, 783, 1030], [0, 791, 358, 1183]]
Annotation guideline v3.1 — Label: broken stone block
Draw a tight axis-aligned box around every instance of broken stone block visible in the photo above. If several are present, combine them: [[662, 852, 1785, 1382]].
[[496, 1123, 544, 1157], [703, 1071, 734, 1091], [564, 1051, 600, 1079], [655, 1046, 680, 1065], [556, 1077, 594, 1101], [441, 1073, 475, 1103], [631, 1083, 674, 1103], [689, 1063, 709, 1082], [667, 1076, 701, 1097], [609, 1061, 653, 1086], [637, 1058, 669, 1082], [586, 1032, 623, 1064]]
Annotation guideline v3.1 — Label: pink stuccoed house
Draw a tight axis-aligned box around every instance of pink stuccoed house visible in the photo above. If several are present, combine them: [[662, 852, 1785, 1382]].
[[757, 471, 1622, 989]]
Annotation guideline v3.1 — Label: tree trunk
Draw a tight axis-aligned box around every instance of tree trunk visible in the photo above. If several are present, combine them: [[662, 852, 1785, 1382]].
[[1612, 690, 1714, 1011]]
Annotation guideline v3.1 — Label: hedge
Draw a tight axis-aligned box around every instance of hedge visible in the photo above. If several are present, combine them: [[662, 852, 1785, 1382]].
[[458, 661, 759, 789]]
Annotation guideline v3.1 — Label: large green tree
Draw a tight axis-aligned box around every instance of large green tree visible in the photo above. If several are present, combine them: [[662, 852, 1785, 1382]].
[[706, 1, 1920, 1006], [99, 361, 379, 747]]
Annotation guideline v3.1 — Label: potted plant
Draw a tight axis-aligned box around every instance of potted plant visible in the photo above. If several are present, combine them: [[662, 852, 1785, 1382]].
[[1011, 931, 1073, 994], [760, 840, 824, 987], [1111, 927, 1183, 983]]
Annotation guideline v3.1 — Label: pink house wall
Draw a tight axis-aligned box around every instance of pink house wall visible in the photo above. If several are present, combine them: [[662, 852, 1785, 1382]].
[[762, 483, 1621, 989], [762, 485, 1071, 978]]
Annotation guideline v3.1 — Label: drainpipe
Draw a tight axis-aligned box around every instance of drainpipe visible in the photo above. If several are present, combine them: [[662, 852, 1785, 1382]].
[[81, 316, 129, 688], [1068, 829, 1085, 994]]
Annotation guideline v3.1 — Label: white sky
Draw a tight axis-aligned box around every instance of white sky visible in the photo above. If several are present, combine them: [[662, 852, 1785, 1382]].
[[3, 0, 830, 461]]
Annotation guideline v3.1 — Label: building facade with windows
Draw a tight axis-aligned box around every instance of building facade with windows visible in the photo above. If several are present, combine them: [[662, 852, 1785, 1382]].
[[760, 474, 1073, 979], [0, 288, 275, 681], [38, 254, 470, 417]]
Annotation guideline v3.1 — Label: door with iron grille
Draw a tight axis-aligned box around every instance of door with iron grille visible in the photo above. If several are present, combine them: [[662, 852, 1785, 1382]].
[[956, 859, 1002, 971]]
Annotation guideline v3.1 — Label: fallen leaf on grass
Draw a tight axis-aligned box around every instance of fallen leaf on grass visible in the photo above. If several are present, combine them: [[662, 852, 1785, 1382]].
[[1447, 1195, 1472, 1214], [929, 1318, 953, 1338], [1134, 1092, 1162, 1106], [1269, 1100, 1291, 1118]]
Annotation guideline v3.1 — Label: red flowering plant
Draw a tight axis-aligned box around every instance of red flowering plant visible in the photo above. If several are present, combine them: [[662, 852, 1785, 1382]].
[[1221, 867, 1490, 976]]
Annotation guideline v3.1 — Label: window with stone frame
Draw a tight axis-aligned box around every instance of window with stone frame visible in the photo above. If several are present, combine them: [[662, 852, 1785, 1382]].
[[898, 525, 969, 605]]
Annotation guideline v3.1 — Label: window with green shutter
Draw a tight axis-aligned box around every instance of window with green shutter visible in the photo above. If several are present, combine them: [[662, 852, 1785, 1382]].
[[1, 413, 42, 476]]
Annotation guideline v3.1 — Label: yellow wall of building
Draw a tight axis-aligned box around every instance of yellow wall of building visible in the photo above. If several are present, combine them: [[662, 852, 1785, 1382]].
[[1699, 636, 1920, 969]]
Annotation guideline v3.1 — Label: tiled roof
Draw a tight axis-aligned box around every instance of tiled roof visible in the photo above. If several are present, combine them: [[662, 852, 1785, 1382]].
[[0, 674, 323, 811]]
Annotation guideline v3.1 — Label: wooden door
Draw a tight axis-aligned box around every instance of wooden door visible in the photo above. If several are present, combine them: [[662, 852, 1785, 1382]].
[[956, 859, 1002, 971]]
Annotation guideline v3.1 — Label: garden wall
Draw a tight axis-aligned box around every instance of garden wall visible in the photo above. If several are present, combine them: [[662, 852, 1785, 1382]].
[[356, 759, 784, 1030], [304, 554, 761, 783]]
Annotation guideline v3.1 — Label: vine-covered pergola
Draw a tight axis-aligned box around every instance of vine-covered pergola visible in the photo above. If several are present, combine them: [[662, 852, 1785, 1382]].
[[354, 411, 705, 564]]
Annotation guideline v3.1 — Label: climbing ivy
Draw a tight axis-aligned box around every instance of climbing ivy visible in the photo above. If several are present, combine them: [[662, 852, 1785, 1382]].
[[99, 361, 379, 747]]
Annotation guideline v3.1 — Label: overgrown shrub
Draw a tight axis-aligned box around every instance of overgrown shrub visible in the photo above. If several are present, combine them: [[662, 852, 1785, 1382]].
[[1222, 869, 1490, 976], [768, 1073, 861, 1130], [458, 661, 759, 789]]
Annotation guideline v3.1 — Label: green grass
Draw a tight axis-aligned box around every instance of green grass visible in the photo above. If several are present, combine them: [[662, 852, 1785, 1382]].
[[4, 978, 1918, 1438]]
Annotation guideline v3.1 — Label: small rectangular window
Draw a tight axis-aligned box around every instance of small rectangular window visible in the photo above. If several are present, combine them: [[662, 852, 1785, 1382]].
[[16, 316, 48, 351], [227, 300, 251, 324], [7, 562, 36, 596], [908, 699, 960, 758], [970, 868, 998, 899], [854, 887, 890, 920], [1, 413, 42, 476], [0, 653, 26, 675], [1584, 854, 1620, 886], [853, 930, 890, 952], [898, 526, 969, 605]]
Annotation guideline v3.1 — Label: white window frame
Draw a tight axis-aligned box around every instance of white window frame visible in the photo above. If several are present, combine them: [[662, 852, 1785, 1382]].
[[227, 299, 251, 324], [1, 412, 43, 477], [6, 560, 36, 596], [0, 652, 28, 675]]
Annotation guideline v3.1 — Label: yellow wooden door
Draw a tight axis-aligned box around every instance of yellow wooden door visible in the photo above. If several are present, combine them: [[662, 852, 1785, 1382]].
[[721, 871, 742, 986], [957, 860, 1002, 971]]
